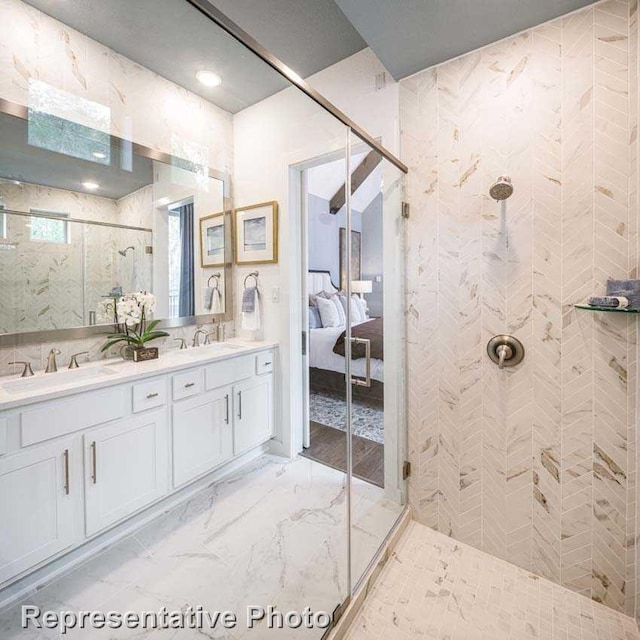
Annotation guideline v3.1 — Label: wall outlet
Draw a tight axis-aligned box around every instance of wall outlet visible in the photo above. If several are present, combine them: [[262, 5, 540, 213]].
[[375, 275, 382, 283]]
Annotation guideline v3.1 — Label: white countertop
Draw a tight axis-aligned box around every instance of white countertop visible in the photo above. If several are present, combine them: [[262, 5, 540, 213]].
[[0, 339, 278, 412]]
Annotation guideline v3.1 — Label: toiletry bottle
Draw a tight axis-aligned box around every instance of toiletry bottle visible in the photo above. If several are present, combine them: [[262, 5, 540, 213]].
[[217, 322, 225, 342]]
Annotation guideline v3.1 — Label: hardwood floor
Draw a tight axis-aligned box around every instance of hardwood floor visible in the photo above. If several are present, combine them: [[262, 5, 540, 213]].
[[300, 421, 384, 488]]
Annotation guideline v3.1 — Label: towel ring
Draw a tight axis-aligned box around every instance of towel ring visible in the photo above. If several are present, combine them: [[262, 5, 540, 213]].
[[243, 271, 259, 288], [208, 273, 221, 290]]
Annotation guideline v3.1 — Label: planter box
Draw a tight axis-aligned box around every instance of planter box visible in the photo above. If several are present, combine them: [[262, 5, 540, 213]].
[[133, 346, 159, 362]]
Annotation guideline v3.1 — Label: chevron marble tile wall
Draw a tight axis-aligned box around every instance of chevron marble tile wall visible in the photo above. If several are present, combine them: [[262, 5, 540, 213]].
[[401, 0, 640, 617]]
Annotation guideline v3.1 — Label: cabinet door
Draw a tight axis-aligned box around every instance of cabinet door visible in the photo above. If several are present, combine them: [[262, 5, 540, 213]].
[[172, 386, 233, 488], [84, 409, 168, 537], [0, 437, 80, 584], [233, 376, 273, 455]]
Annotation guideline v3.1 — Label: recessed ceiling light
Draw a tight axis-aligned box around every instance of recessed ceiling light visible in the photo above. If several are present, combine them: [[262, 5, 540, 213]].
[[92, 151, 107, 159], [196, 70, 222, 88], [82, 181, 100, 190]]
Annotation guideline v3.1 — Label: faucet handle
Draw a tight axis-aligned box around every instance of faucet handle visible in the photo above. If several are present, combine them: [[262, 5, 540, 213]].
[[174, 338, 187, 350], [68, 351, 89, 369], [8, 361, 35, 378]]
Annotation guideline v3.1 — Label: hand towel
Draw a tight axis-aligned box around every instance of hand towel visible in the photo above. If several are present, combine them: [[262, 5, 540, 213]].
[[204, 287, 215, 310], [211, 288, 224, 314], [242, 286, 257, 313], [241, 288, 261, 331]]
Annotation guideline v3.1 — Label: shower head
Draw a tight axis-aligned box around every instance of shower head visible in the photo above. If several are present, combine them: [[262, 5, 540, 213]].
[[489, 176, 514, 201], [118, 246, 135, 257]]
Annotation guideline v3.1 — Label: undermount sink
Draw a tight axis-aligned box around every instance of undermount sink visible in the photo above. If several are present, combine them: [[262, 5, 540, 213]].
[[170, 343, 243, 357], [2, 365, 121, 395]]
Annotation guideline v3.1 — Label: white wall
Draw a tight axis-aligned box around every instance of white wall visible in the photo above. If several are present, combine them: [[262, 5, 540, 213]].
[[233, 47, 400, 457]]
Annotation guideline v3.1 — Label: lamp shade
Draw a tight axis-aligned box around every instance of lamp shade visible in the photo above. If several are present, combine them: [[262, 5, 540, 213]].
[[351, 280, 372, 294]]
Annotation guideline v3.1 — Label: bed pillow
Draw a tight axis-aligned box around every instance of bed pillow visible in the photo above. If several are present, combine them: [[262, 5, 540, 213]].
[[338, 294, 364, 324], [331, 295, 346, 325], [316, 295, 343, 327], [353, 295, 369, 320], [308, 306, 322, 329]]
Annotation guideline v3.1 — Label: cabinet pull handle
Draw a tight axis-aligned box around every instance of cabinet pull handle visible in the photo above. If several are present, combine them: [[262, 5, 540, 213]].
[[91, 441, 97, 484], [225, 394, 230, 424], [238, 391, 242, 420], [264, 362, 271, 366], [184, 382, 195, 389], [63, 449, 70, 495], [146, 392, 159, 399]]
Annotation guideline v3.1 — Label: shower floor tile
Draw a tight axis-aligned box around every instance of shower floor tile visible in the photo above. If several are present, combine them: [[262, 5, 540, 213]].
[[344, 521, 640, 640], [0, 455, 402, 640]]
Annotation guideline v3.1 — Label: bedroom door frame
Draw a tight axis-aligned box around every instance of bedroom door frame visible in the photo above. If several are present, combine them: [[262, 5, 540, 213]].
[[290, 148, 348, 452]]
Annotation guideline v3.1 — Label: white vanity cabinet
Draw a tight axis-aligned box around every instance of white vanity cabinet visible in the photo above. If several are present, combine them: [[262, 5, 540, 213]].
[[233, 376, 273, 455], [84, 409, 169, 536], [172, 385, 233, 488], [0, 436, 80, 584], [0, 343, 277, 593]]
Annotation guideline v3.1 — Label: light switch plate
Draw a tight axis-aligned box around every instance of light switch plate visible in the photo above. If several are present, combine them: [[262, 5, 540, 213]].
[[272, 286, 280, 303]]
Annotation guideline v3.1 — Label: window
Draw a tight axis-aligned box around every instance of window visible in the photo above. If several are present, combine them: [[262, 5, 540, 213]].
[[29, 209, 70, 244]]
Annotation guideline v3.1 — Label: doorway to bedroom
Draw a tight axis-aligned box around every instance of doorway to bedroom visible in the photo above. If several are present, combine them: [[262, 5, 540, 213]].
[[300, 149, 386, 488]]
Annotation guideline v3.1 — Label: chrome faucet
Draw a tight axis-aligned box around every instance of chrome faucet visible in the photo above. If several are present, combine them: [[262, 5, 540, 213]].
[[192, 329, 208, 347], [45, 348, 61, 373]]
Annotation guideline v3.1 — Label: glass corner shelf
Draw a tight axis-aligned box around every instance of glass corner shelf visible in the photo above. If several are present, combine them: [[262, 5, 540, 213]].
[[575, 304, 640, 313]]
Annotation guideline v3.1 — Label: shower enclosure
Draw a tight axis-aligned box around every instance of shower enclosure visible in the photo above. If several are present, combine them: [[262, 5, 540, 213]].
[[0, 0, 408, 635]]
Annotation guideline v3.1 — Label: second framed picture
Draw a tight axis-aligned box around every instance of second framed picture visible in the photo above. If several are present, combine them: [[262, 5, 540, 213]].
[[233, 201, 278, 265], [199, 212, 226, 267]]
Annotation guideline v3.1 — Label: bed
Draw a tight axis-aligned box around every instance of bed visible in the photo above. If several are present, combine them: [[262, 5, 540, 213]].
[[307, 270, 384, 405]]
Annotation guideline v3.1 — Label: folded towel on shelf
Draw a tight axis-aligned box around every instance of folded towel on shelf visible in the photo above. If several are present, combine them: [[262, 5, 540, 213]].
[[242, 286, 257, 313], [588, 296, 629, 309], [607, 279, 640, 308], [241, 287, 261, 331]]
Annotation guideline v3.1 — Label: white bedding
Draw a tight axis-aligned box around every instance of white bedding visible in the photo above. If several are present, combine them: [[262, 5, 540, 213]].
[[308, 325, 384, 383]]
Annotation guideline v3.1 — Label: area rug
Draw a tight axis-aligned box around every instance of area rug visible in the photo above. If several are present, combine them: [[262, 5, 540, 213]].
[[309, 389, 384, 444]]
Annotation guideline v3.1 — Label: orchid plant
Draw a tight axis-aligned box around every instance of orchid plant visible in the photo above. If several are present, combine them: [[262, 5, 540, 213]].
[[99, 292, 169, 353]]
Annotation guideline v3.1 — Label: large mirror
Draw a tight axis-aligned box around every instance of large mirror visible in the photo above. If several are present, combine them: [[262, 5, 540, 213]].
[[0, 103, 231, 342]]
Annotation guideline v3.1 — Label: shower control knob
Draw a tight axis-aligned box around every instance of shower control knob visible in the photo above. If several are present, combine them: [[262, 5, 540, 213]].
[[487, 335, 524, 369]]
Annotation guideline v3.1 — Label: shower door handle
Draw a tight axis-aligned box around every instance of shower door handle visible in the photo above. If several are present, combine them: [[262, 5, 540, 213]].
[[350, 338, 372, 388]]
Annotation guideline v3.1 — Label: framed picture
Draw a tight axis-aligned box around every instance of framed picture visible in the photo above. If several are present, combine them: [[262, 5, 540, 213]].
[[233, 201, 278, 265], [339, 228, 361, 291], [199, 212, 226, 267]]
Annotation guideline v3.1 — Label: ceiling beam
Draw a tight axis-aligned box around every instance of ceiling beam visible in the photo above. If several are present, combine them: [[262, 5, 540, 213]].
[[329, 150, 382, 214]]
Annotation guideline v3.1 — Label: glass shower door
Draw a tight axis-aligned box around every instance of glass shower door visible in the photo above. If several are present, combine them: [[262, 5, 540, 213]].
[[347, 133, 407, 591]]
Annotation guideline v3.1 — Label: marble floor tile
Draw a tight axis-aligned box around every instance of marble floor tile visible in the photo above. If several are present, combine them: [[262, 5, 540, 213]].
[[343, 521, 640, 640], [0, 455, 401, 640]]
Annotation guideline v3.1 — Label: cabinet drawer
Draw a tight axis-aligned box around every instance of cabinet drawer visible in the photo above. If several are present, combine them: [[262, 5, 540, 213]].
[[256, 351, 274, 376], [205, 355, 253, 391], [172, 369, 203, 401], [132, 378, 167, 413], [21, 387, 126, 447]]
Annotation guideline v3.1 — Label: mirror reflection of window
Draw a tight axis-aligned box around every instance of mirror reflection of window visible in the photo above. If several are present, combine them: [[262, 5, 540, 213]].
[[167, 201, 195, 318], [29, 210, 70, 244]]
